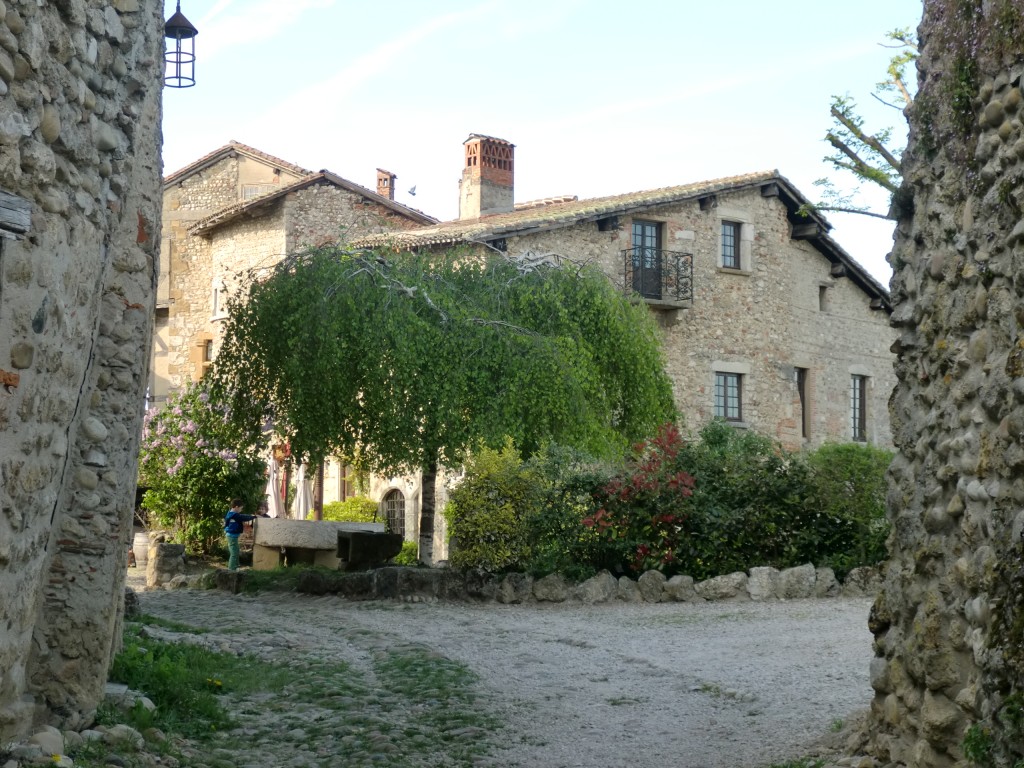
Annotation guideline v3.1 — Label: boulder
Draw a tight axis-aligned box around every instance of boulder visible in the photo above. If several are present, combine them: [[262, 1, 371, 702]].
[[533, 573, 570, 602], [747, 567, 780, 601], [843, 566, 882, 597], [695, 572, 749, 601], [637, 570, 666, 602], [814, 567, 841, 597], [496, 573, 533, 604], [778, 563, 816, 599], [664, 574, 699, 602], [575, 570, 618, 604], [617, 576, 643, 602]]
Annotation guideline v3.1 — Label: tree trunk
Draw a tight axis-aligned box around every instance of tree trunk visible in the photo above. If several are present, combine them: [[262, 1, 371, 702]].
[[418, 459, 437, 566]]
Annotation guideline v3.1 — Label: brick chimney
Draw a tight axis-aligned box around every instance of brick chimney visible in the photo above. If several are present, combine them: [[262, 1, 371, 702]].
[[376, 168, 396, 200], [458, 134, 514, 219]]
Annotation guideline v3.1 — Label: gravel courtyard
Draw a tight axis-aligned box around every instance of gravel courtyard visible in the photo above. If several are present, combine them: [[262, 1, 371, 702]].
[[136, 585, 875, 768]]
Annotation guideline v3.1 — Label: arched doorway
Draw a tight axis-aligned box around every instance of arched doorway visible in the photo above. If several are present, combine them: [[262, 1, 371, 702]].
[[382, 489, 405, 537]]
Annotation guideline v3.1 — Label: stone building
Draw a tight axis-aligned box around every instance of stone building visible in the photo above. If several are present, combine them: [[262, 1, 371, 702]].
[[154, 140, 435, 407], [0, 0, 163, 742], [152, 143, 442, 550], [358, 134, 897, 451]]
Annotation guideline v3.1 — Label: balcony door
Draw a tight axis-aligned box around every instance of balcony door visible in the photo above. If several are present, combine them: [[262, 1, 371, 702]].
[[632, 220, 661, 298]]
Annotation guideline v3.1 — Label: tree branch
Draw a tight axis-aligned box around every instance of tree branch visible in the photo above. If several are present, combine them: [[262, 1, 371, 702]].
[[826, 131, 900, 194], [831, 105, 902, 173]]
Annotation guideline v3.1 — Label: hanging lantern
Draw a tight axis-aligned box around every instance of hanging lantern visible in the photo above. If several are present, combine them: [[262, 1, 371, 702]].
[[164, 2, 198, 88]]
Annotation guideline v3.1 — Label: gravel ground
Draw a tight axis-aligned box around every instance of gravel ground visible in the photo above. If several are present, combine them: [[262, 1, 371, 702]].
[[133, 579, 876, 768]]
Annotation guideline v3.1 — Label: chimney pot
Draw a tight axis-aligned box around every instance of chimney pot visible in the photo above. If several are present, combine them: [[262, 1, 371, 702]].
[[376, 168, 396, 201], [458, 134, 514, 220]]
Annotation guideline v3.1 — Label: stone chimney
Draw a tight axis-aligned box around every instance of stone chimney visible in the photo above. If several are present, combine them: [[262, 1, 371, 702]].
[[458, 134, 514, 219], [376, 168, 396, 200]]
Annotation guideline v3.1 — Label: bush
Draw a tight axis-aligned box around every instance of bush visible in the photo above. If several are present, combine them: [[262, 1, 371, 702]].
[[443, 423, 893, 582], [586, 423, 695, 575], [392, 540, 419, 566], [671, 420, 813, 579], [804, 442, 893, 577], [322, 495, 380, 523], [520, 444, 611, 581], [444, 442, 544, 572], [138, 381, 265, 553]]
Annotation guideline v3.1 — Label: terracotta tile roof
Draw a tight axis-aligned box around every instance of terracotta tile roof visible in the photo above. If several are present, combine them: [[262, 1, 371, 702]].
[[163, 140, 312, 186], [188, 170, 438, 236], [352, 170, 785, 249]]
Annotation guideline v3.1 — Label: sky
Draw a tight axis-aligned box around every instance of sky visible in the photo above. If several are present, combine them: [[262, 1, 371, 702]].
[[162, 0, 924, 285]]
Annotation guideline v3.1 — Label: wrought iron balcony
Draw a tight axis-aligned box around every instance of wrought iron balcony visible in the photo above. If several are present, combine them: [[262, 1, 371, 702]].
[[622, 247, 693, 306]]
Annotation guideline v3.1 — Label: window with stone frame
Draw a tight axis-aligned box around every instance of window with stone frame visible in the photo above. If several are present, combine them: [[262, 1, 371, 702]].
[[714, 372, 742, 421], [211, 277, 228, 320], [720, 220, 742, 269], [382, 489, 406, 536], [851, 374, 868, 442]]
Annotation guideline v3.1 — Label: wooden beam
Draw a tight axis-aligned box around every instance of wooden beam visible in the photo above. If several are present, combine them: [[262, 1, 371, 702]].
[[870, 297, 885, 310], [760, 183, 780, 197], [0, 189, 31, 238], [830, 262, 847, 278], [792, 222, 822, 239], [597, 215, 620, 232], [698, 195, 717, 211]]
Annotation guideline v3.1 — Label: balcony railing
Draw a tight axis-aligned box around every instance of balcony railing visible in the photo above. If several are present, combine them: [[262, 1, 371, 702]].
[[622, 247, 693, 305]]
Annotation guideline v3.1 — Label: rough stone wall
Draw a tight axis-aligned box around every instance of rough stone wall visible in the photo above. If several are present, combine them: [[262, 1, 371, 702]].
[[0, 0, 162, 740], [157, 176, 430, 395], [505, 187, 895, 450], [865, 4, 1024, 766], [285, 183, 427, 251]]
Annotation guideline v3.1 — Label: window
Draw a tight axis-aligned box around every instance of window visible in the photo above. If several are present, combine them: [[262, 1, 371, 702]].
[[851, 375, 868, 441], [796, 368, 810, 440], [631, 219, 662, 298], [211, 277, 228, 320], [241, 183, 276, 201], [382, 489, 406, 536], [714, 372, 742, 421], [721, 220, 741, 269], [819, 285, 830, 312]]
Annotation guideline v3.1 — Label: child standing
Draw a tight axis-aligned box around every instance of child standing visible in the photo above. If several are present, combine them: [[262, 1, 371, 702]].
[[224, 499, 256, 571]]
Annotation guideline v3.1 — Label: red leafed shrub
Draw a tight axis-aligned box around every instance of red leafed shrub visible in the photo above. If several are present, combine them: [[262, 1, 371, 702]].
[[584, 423, 695, 574]]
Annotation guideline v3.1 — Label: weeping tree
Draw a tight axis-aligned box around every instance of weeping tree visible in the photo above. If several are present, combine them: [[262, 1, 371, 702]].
[[211, 246, 676, 563]]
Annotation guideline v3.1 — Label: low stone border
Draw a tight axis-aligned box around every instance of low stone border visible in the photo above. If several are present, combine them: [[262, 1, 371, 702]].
[[187, 562, 882, 603]]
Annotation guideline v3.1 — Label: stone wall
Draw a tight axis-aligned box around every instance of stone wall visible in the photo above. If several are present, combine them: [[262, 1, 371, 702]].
[[503, 186, 895, 450], [0, 0, 162, 741], [865, 5, 1024, 766]]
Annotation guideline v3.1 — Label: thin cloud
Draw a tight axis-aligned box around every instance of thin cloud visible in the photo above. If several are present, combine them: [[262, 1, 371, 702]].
[[196, 0, 337, 60], [266, 1, 499, 117]]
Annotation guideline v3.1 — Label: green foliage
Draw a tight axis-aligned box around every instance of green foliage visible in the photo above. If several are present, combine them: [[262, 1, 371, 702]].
[[212, 246, 675, 564], [804, 442, 893, 577], [963, 723, 994, 766], [213, 247, 675, 472], [445, 441, 543, 572], [586, 423, 695, 574], [107, 621, 292, 738], [138, 381, 266, 553], [444, 422, 892, 581], [518, 443, 613, 581], [811, 27, 916, 219], [666, 421, 814, 579], [322, 495, 380, 523], [392, 540, 419, 566]]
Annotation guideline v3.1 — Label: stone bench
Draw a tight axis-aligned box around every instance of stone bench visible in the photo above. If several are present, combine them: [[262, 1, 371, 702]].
[[252, 518, 399, 571]]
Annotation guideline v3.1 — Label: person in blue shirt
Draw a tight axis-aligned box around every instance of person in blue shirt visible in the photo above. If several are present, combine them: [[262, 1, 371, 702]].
[[224, 499, 256, 571]]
